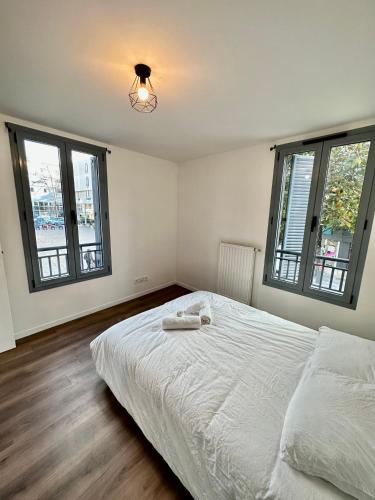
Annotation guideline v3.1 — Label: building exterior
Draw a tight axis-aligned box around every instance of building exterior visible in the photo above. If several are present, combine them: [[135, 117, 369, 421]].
[[29, 155, 97, 227]]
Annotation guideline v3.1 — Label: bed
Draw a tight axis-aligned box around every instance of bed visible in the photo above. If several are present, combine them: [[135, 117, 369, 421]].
[[90, 291, 351, 500]]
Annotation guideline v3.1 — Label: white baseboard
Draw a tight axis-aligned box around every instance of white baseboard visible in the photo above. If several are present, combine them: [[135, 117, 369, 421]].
[[15, 281, 176, 340], [175, 280, 199, 292], [0, 338, 16, 353]]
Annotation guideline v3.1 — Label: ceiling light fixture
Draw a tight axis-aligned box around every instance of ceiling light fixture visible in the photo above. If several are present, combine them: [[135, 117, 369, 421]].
[[129, 64, 157, 113]]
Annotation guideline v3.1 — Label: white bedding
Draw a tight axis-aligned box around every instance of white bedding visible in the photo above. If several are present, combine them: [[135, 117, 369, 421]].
[[91, 291, 351, 500], [280, 326, 375, 500]]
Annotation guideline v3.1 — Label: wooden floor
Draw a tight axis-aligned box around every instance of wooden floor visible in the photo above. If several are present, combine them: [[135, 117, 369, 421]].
[[0, 285, 193, 500]]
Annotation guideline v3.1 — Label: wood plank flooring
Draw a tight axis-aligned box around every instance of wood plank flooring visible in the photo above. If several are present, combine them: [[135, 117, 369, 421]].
[[0, 285, 193, 500]]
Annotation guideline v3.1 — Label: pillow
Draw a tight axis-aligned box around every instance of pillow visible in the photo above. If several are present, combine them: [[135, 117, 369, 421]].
[[280, 326, 375, 500]]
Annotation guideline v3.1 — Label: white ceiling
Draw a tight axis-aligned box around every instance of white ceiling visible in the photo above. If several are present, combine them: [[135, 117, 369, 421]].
[[0, 0, 374, 162]]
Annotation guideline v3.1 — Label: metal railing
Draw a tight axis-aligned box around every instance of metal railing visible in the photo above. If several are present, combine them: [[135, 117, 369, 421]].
[[37, 242, 103, 280], [311, 254, 349, 294], [38, 245, 69, 281], [274, 249, 349, 294], [79, 243, 103, 272], [274, 249, 301, 283]]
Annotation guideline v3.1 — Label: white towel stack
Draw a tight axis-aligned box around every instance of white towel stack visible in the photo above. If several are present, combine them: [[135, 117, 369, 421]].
[[162, 300, 213, 330], [199, 302, 212, 325], [162, 315, 201, 330]]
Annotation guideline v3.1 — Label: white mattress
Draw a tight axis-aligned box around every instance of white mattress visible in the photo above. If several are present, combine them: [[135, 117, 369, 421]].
[[90, 291, 351, 500]]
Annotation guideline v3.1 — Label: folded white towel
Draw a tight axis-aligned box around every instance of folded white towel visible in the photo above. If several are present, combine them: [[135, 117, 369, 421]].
[[185, 300, 207, 315], [200, 303, 213, 325], [162, 315, 201, 330]]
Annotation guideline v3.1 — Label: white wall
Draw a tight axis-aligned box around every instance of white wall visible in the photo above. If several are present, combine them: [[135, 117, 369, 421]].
[[0, 114, 178, 341], [0, 241, 15, 352], [177, 119, 375, 340]]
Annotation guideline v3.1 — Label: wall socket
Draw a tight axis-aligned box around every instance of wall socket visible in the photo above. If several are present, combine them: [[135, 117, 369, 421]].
[[134, 275, 149, 284]]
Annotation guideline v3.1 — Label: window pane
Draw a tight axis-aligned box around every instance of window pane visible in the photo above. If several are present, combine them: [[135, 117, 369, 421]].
[[24, 140, 70, 281], [272, 152, 315, 283], [71, 151, 104, 273], [310, 141, 370, 295]]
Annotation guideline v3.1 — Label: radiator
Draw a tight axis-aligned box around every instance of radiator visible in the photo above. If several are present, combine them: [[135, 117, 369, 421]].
[[217, 242, 258, 304]]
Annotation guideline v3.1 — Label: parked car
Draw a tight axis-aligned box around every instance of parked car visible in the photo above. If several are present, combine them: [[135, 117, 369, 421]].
[[33, 216, 65, 229], [33, 215, 50, 229], [50, 217, 65, 228]]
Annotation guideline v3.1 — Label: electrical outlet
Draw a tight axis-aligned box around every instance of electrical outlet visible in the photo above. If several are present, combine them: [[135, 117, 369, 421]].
[[134, 276, 149, 284]]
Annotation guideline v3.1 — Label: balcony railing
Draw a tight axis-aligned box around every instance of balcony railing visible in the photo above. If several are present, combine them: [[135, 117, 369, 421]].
[[79, 243, 103, 272], [274, 249, 301, 284], [38, 246, 69, 281], [311, 254, 349, 294], [274, 249, 349, 294], [37, 242, 103, 281]]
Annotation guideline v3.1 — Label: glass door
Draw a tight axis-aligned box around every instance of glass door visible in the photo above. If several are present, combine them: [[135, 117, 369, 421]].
[[65, 144, 111, 280], [265, 143, 322, 292], [303, 134, 374, 304], [17, 131, 76, 287]]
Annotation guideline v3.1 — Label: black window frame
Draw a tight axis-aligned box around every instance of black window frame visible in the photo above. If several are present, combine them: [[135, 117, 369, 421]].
[[264, 125, 375, 309], [7, 123, 112, 293]]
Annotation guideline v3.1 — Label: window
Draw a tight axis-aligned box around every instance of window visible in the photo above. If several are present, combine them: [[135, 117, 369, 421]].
[[264, 126, 375, 309], [7, 123, 111, 292]]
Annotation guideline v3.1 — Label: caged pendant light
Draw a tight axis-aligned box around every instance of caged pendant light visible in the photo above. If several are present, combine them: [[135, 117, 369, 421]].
[[129, 64, 157, 113]]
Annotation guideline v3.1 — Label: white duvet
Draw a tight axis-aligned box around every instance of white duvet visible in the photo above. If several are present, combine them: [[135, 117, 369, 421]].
[[91, 291, 351, 500]]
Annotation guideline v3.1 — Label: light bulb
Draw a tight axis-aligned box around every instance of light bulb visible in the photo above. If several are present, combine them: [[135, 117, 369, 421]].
[[137, 85, 149, 101]]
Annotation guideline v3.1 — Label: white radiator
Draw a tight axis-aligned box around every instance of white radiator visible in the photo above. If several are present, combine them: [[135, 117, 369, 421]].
[[217, 242, 258, 304]]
